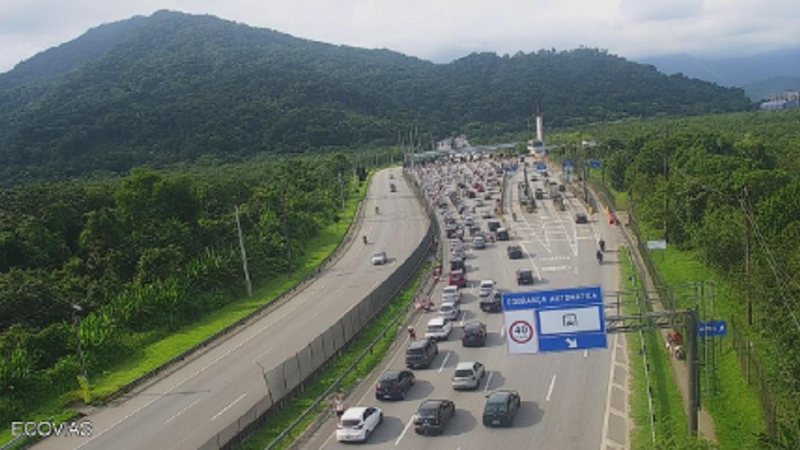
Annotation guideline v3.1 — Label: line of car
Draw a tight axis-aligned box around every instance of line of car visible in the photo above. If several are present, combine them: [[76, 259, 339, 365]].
[[335, 160, 527, 443]]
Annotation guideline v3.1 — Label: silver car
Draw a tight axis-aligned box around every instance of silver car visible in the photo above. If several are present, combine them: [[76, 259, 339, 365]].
[[452, 361, 485, 390], [438, 301, 460, 321]]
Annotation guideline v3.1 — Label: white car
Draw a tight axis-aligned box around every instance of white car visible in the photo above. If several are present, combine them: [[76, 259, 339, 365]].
[[442, 285, 462, 304], [452, 361, 485, 390], [479, 280, 496, 297], [372, 251, 387, 265], [438, 301, 461, 321], [424, 317, 453, 341], [336, 406, 383, 442]]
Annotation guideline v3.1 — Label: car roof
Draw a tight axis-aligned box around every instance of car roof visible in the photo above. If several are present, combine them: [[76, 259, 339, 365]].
[[342, 407, 368, 419], [480, 279, 494, 285], [487, 390, 518, 402], [409, 339, 432, 348], [419, 399, 446, 409], [450, 269, 464, 275], [380, 370, 402, 380], [464, 321, 485, 330], [443, 285, 457, 291], [518, 268, 533, 273], [428, 317, 447, 326], [455, 361, 478, 370]]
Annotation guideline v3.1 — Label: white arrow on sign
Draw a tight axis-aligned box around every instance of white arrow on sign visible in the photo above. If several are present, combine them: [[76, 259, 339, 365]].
[[565, 338, 577, 348]]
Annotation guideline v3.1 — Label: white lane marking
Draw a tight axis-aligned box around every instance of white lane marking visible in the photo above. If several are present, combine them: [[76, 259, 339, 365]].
[[438, 351, 452, 373], [584, 350, 589, 358], [546, 375, 557, 402], [395, 415, 415, 446], [500, 326, 505, 338], [165, 398, 201, 424], [601, 334, 621, 448], [210, 392, 248, 422], [484, 371, 494, 392]]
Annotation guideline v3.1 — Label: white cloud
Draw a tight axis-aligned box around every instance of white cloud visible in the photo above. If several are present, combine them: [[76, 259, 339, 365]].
[[0, 0, 799, 72]]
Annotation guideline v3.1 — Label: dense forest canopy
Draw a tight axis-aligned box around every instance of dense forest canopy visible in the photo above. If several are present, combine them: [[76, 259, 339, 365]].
[[0, 10, 751, 185]]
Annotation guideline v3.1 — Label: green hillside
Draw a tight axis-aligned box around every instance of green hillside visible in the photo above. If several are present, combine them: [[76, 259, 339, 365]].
[[0, 10, 752, 184]]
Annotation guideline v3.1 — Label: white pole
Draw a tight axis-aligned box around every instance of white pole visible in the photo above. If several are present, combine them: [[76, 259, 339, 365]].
[[235, 205, 252, 297]]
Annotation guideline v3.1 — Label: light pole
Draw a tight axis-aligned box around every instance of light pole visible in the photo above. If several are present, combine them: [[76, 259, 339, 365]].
[[71, 304, 89, 383]]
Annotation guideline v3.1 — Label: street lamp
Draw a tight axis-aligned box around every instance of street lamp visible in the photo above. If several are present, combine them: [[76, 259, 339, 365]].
[[71, 304, 88, 381]]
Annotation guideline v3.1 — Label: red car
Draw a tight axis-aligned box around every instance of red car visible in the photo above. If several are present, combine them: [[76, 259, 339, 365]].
[[448, 270, 467, 288]]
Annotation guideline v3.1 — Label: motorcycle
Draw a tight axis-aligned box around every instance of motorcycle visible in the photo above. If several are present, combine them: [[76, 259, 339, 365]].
[[363, 235, 368, 245], [596, 250, 603, 264]]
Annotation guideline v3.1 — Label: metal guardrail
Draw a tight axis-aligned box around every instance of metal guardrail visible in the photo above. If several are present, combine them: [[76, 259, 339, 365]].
[[197, 170, 436, 450]]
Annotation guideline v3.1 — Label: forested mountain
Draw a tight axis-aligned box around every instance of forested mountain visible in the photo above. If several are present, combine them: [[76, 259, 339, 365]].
[[0, 10, 752, 184]]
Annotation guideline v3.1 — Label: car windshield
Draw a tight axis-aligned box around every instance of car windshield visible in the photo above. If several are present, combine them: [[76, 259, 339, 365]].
[[417, 408, 438, 418], [372, 252, 383, 258], [440, 305, 454, 312], [454, 369, 474, 377], [427, 324, 443, 331], [341, 419, 362, 428]]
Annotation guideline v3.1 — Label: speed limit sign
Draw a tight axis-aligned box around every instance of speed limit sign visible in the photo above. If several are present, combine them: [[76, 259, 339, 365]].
[[509, 320, 533, 344]]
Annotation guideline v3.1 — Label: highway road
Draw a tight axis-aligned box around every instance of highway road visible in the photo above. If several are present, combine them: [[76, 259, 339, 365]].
[[34, 169, 429, 450], [303, 155, 625, 450]]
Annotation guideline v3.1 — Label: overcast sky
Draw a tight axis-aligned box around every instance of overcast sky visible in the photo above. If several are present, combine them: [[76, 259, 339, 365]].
[[1, 0, 799, 73]]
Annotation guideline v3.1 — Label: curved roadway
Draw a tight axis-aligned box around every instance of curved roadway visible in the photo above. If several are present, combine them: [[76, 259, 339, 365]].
[[35, 168, 429, 450]]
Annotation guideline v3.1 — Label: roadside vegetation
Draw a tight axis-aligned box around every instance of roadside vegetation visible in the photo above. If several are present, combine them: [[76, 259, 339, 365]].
[[239, 262, 432, 449], [621, 250, 712, 449], [551, 108, 800, 448], [0, 152, 377, 445]]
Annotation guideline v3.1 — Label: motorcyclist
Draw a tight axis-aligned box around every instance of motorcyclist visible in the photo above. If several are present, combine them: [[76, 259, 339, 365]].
[[363, 235, 367, 245], [375, 206, 379, 214], [599, 239, 606, 252], [596, 249, 603, 264]]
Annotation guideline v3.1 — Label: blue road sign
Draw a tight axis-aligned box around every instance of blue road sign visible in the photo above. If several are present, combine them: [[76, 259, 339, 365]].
[[589, 159, 602, 169], [503, 286, 607, 353], [698, 320, 728, 337]]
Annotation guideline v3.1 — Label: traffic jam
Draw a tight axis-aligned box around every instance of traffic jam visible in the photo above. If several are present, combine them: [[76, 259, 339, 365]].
[[331, 152, 603, 447]]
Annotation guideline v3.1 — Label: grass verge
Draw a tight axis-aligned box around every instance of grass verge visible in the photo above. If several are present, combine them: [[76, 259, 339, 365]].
[[649, 248, 765, 449], [620, 248, 713, 449], [239, 261, 432, 450], [0, 177, 369, 448]]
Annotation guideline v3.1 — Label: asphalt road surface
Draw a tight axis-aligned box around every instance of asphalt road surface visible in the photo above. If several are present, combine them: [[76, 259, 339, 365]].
[[304, 156, 622, 450], [34, 169, 428, 450]]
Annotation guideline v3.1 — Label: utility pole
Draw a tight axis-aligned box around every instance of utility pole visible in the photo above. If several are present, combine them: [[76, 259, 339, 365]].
[[687, 308, 700, 437], [743, 186, 753, 325], [235, 205, 252, 297], [338, 172, 345, 209]]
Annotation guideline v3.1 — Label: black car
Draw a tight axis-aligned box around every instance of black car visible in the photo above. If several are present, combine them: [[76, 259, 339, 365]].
[[480, 291, 502, 313], [516, 268, 534, 285], [507, 245, 523, 259], [575, 213, 589, 224], [390, 183, 397, 192], [405, 339, 439, 369], [496, 228, 510, 241], [414, 399, 456, 435], [487, 220, 501, 232], [534, 188, 544, 199], [450, 257, 465, 272], [483, 390, 521, 427], [462, 321, 488, 347], [375, 370, 415, 400]]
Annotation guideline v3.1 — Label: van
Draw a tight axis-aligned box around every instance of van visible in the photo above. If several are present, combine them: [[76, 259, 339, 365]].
[[405, 339, 439, 369]]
